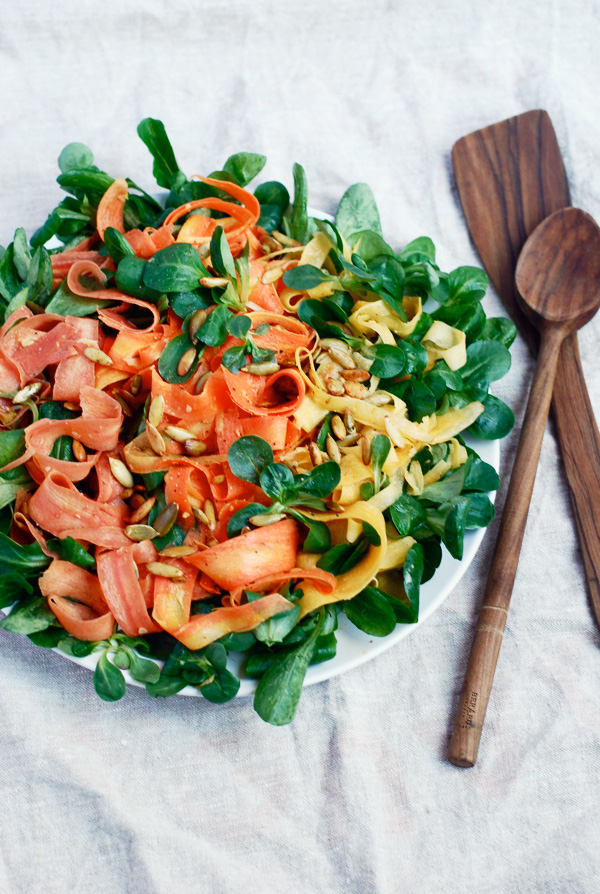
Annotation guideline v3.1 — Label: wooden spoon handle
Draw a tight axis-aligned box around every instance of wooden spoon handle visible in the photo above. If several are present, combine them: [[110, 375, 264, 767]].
[[552, 337, 600, 627], [448, 325, 565, 767]]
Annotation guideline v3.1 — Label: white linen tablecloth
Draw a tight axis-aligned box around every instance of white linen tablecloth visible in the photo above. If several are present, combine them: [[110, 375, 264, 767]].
[[1, 2, 599, 892]]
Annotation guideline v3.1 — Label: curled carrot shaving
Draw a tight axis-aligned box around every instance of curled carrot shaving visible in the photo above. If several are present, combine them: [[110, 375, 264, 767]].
[[96, 177, 128, 241]]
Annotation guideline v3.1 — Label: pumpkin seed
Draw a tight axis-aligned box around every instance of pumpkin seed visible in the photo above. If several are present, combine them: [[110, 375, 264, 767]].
[[189, 308, 208, 339], [177, 348, 197, 378], [153, 502, 178, 536], [249, 512, 287, 526], [327, 345, 356, 369], [245, 361, 280, 375], [72, 439, 87, 462], [326, 434, 341, 463], [184, 439, 207, 456], [109, 457, 134, 488], [194, 372, 210, 395], [114, 394, 133, 417], [330, 414, 346, 440], [360, 435, 371, 465], [261, 266, 283, 285], [325, 378, 345, 396], [130, 496, 156, 524], [146, 422, 166, 455], [129, 374, 142, 396], [192, 506, 210, 525], [308, 442, 324, 466], [163, 425, 195, 443], [344, 380, 369, 399], [367, 392, 393, 406], [199, 276, 230, 289], [344, 409, 356, 433], [148, 394, 165, 427], [147, 562, 186, 580], [203, 499, 216, 529], [341, 368, 370, 382], [83, 347, 113, 366], [13, 382, 42, 404], [159, 545, 197, 558], [125, 524, 158, 541]]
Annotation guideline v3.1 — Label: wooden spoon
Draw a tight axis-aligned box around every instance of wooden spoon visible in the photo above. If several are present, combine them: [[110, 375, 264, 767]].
[[448, 207, 600, 768]]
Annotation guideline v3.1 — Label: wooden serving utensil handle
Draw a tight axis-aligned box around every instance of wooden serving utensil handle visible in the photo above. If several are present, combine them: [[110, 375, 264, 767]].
[[448, 325, 565, 767], [552, 340, 600, 627]]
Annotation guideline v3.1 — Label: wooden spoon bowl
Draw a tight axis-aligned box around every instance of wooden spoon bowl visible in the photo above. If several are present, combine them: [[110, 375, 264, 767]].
[[448, 206, 600, 767], [516, 207, 600, 331]]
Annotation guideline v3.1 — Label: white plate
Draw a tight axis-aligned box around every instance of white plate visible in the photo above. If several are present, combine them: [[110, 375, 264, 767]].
[[2, 215, 499, 698]]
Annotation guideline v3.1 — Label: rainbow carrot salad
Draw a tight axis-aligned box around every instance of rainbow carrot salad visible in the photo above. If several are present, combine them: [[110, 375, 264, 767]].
[[0, 119, 516, 723]]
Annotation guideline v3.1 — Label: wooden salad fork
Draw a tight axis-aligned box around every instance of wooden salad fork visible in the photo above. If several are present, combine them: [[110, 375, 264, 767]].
[[448, 208, 600, 767]]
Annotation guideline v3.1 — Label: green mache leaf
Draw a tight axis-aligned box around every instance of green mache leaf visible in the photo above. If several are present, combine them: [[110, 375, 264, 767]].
[[468, 394, 515, 440], [290, 162, 309, 244], [228, 436, 274, 485], [93, 651, 127, 702], [26, 246, 53, 303], [367, 344, 407, 379], [53, 536, 96, 571], [200, 666, 240, 703], [221, 345, 247, 374], [13, 228, 32, 280], [146, 673, 188, 698], [126, 650, 161, 685], [343, 586, 396, 637], [226, 314, 252, 339], [282, 265, 331, 291], [421, 466, 466, 503], [0, 430, 26, 468], [253, 609, 324, 725], [0, 244, 22, 302], [210, 226, 236, 281], [349, 230, 395, 264], [58, 142, 95, 174], [259, 463, 294, 501], [137, 118, 186, 191], [0, 596, 56, 635], [294, 461, 341, 499], [335, 183, 382, 239], [219, 631, 256, 651], [462, 340, 512, 392], [398, 236, 436, 264], [104, 227, 135, 264], [296, 516, 331, 553], [223, 152, 267, 187], [371, 434, 391, 486], [447, 266, 488, 304], [4, 287, 29, 321], [0, 572, 33, 610], [462, 455, 500, 492], [45, 280, 113, 318], [144, 243, 208, 293], [403, 543, 424, 619], [197, 305, 233, 347], [28, 627, 65, 648], [465, 492, 495, 529], [171, 289, 211, 319], [57, 170, 114, 203], [254, 604, 301, 645], [157, 334, 200, 384], [254, 181, 290, 213], [421, 537, 443, 583], [0, 532, 50, 578], [481, 317, 518, 348], [389, 494, 427, 537], [115, 256, 163, 302], [317, 537, 369, 576]]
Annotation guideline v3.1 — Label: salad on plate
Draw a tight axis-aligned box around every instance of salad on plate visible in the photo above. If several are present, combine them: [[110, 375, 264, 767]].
[[0, 119, 516, 724]]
